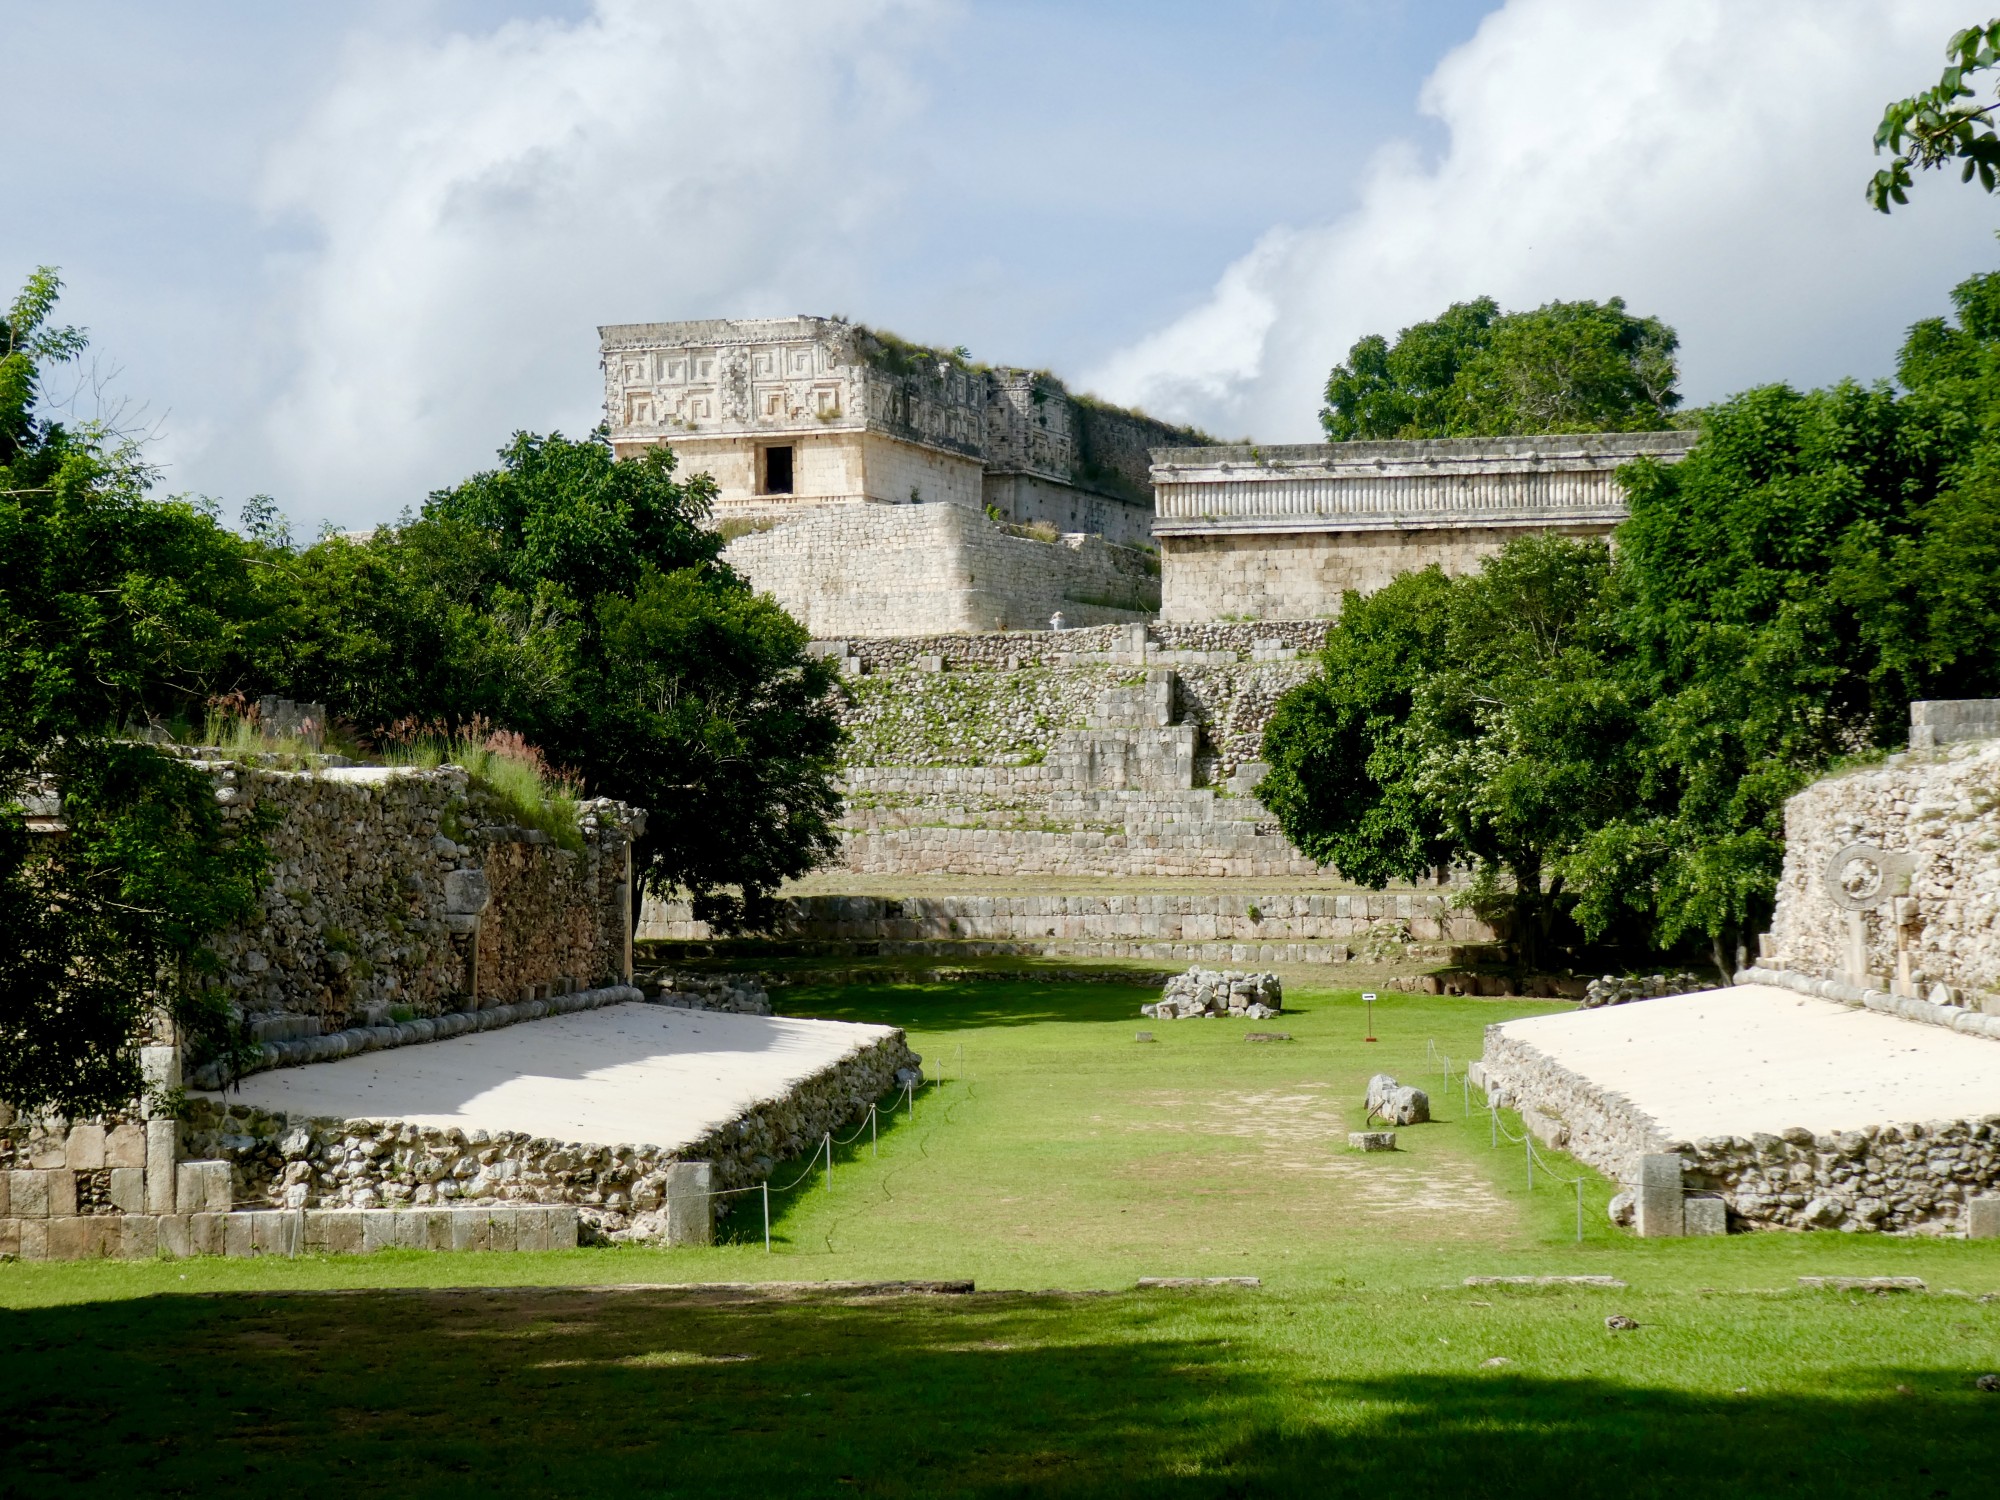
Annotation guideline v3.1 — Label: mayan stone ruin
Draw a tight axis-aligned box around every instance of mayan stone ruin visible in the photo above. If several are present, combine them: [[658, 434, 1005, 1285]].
[[1479, 700, 2000, 1239]]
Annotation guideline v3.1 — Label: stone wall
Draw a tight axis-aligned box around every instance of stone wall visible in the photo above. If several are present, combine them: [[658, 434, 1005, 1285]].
[[1759, 731, 2000, 1013], [1158, 522, 1619, 623], [639, 890, 1492, 964], [832, 630, 1319, 779], [1, 998, 919, 1256], [178, 1022, 915, 1241], [1149, 432, 1696, 623], [722, 502, 1158, 637], [193, 761, 640, 1044], [1479, 1028, 2000, 1235]]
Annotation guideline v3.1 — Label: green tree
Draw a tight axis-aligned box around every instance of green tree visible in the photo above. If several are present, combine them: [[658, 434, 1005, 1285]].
[[267, 431, 846, 930], [1260, 536, 1640, 968], [1274, 265, 2000, 977], [1, 269, 271, 1114], [1870, 19, 2000, 211], [1320, 296, 1680, 441]]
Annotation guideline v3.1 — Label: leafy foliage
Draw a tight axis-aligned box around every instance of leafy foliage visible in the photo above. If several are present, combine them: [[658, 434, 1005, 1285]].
[[1320, 295, 1680, 441], [1, 270, 272, 1114], [260, 431, 845, 931], [1271, 270, 2000, 974], [1870, 19, 2000, 211]]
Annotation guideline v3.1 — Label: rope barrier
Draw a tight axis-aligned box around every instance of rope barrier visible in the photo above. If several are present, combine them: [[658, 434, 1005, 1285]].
[[1430, 1037, 1592, 1243], [658, 1076, 933, 1254]]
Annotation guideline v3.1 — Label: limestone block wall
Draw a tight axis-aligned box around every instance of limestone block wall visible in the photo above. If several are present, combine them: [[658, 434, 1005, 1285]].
[[640, 890, 1491, 950], [180, 1025, 915, 1234], [197, 762, 640, 1039], [835, 647, 1317, 779], [723, 501, 1158, 637], [1481, 1027, 2000, 1235], [1761, 734, 2000, 1012], [1158, 523, 1616, 623]]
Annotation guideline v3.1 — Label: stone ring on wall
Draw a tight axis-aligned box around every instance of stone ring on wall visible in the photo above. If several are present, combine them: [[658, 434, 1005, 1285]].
[[1822, 843, 1915, 911]]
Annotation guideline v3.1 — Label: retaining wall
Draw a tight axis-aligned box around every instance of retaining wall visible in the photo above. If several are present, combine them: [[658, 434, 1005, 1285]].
[[1761, 734, 2000, 1012], [1481, 1027, 2000, 1235], [193, 759, 639, 1040]]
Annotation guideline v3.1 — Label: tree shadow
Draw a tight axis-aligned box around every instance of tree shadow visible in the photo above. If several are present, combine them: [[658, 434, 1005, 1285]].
[[775, 979, 1158, 1033], [3, 1287, 1993, 1498]]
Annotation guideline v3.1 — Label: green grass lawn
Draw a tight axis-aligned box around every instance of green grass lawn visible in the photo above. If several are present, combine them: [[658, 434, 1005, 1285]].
[[6, 978, 2000, 1497]]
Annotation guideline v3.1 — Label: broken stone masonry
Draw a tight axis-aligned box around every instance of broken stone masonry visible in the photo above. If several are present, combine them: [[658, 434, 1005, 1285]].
[[0, 757, 917, 1261], [1142, 968, 1283, 1020], [1364, 1075, 1431, 1127], [1579, 972, 1709, 1009], [1480, 701, 2000, 1238]]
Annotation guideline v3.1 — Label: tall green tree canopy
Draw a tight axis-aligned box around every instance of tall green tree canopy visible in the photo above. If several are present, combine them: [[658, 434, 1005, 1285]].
[[1320, 295, 1681, 441], [1270, 266, 2000, 978], [1, 270, 272, 1114], [261, 431, 845, 931], [1, 268, 847, 1113]]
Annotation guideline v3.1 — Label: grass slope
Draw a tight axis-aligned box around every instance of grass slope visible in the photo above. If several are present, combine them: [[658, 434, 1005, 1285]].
[[6, 979, 2000, 1496]]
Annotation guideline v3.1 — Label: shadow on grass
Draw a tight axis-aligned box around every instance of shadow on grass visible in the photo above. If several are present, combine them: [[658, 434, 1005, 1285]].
[[777, 980, 1156, 1033], [3, 1287, 1993, 1498]]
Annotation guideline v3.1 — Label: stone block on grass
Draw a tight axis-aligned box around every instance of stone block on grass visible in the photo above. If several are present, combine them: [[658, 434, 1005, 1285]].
[[119, 1214, 160, 1260], [450, 1209, 490, 1253], [1348, 1131, 1398, 1151], [306, 1209, 365, 1256], [663, 1162, 713, 1247], [190, 1213, 227, 1257], [1636, 1154, 1684, 1238], [486, 1207, 519, 1253], [1968, 1196, 2000, 1240], [157, 1214, 191, 1258], [361, 1210, 397, 1255], [1683, 1195, 1729, 1236]]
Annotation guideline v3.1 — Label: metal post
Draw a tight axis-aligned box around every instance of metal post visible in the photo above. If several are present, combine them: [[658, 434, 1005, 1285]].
[[1462, 1075, 1470, 1115], [763, 1182, 771, 1253], [1526, 1136, 1534, 1189], [870, 1103, 878, 1158], [1574, 1178, 1584, 1242], [1490, 1104, 1498, 1148], [823, 1133, 832, 1192]]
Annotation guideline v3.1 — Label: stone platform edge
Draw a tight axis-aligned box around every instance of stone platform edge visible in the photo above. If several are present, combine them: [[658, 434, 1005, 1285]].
[[0, 1204, 580, 1262], [189, 983, 645, 1089], [1479, 1016, 2000, 1234], [1477, 1024, 1666, 1183], [1736, 965, 2000, 1044]]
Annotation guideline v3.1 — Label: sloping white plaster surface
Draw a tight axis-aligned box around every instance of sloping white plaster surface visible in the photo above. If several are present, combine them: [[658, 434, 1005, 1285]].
[[1494, 985, 2000, 1140], [204, 1004, 897, 1150]]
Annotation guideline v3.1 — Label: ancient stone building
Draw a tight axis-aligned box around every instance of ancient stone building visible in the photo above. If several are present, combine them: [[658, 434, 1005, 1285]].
[[598, 317, 1204, 637], [1147, 431, 1697, 622]]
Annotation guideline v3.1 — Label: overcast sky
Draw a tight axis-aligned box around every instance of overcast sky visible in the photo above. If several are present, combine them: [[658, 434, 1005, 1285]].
[[6, 0, 1997, 529]]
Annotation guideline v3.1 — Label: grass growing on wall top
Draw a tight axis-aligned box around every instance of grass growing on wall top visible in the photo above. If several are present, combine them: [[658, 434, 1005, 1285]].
[[386, 729, 583, 852]]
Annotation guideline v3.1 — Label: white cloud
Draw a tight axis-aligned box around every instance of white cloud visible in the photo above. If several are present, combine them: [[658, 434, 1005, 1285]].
[[1088, 0, 2000, 441], [251, 0, 945, 524]]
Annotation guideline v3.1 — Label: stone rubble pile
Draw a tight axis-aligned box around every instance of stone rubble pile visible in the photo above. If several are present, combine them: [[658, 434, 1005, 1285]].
[[1365, 1073, 1430, 1126], [1580, 972, 1710, 1009], [644, 971, 773, 1016], [1141, 967, 1283, 1020]]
